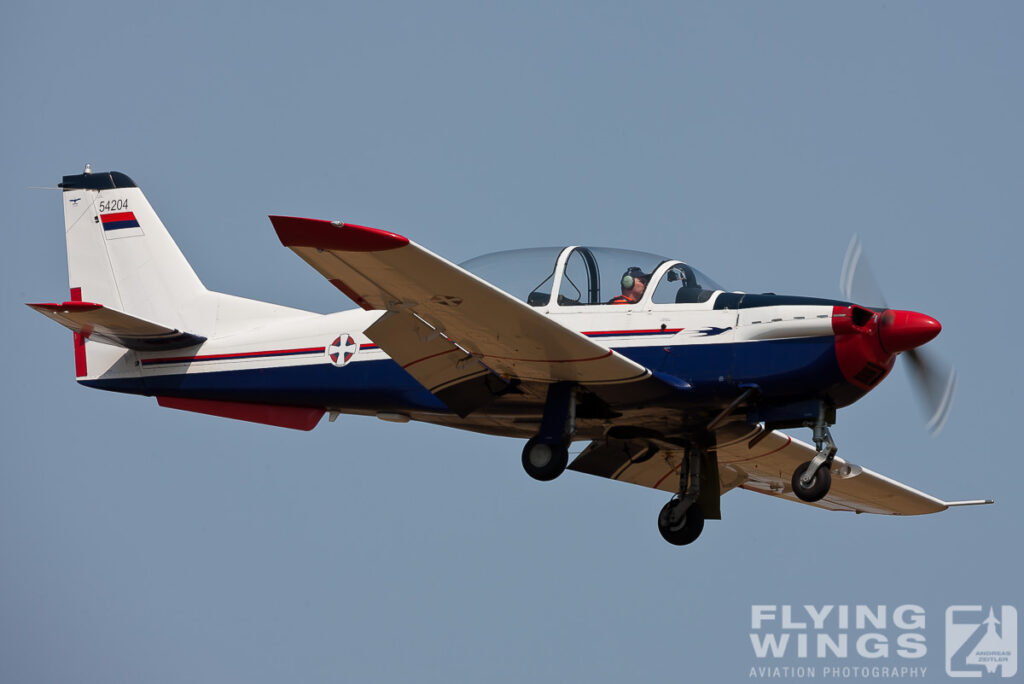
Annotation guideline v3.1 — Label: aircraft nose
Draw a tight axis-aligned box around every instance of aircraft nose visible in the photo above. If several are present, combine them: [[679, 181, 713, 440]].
[[878, 309, 942, 354]]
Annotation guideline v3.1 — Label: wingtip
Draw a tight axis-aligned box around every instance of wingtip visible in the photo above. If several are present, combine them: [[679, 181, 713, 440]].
[[944, 499, 995, 508], [269, 215, 409, 252]]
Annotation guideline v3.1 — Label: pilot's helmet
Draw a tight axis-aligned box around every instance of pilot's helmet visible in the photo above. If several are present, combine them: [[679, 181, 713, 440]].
[[621, 266, 650, 289]]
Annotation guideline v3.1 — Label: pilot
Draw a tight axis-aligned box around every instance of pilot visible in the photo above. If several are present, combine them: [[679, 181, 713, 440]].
[[609, 267, 649, 305]]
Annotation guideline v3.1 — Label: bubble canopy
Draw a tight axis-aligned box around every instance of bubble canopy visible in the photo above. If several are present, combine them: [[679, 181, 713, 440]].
[[459, 246, 724, 307]]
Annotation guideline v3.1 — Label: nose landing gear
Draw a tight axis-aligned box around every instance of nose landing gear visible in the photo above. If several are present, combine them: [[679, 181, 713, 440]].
[[792, 460, 832, 502], [791, 403, 838, 503]]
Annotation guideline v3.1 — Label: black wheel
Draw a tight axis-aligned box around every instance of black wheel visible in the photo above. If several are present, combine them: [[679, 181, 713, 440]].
[[522, 438, 569, 481], [657, 499, 705, 546], [791, 461, 832, 502]]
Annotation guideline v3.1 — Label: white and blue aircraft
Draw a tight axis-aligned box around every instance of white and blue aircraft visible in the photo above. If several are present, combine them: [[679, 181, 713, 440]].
[[30, 168, 991, 545]]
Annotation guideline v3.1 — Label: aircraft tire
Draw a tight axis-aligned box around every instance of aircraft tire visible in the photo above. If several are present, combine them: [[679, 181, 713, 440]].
[[521, 439, 568, 481], [657, 499, 704, 546], [791, 461, 832, 502]]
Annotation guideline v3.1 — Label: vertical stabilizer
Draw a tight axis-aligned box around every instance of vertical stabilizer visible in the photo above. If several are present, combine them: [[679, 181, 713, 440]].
[[44, 168, 318, 382], [59, 169, 206, 330]]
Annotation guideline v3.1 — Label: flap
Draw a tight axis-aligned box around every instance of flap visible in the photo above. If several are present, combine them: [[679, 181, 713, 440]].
[[365, 310, 509, 417]]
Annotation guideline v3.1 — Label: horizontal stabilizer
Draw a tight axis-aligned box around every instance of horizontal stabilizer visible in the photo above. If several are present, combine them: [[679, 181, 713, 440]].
[[27, 301, 206, 351]]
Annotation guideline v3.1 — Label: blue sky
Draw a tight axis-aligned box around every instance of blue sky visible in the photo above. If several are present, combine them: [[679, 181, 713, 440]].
[[2, 2, 1021, 682]]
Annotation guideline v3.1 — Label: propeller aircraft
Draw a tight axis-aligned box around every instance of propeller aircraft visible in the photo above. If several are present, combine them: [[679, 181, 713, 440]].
[[30, 168, 991, 546]]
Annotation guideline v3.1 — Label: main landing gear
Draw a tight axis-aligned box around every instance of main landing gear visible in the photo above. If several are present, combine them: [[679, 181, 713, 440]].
[[522, 438, 569, 481], [521, 384, 718, 547], [522, 383, 575, 482], [657, 440, 709, 546], [791, 404, 838, 503]]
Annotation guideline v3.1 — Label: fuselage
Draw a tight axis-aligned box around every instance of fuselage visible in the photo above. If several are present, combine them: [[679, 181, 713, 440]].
[[79, 290, 920, 439]]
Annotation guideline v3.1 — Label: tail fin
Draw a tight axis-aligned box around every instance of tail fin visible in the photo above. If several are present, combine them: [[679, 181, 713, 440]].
[[40, 168, 317, 381], [59, 169, 206, 330]]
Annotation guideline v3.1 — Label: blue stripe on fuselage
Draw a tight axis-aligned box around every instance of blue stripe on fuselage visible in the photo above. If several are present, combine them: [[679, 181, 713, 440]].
[[81, 336, 859, 412], [615, 336, 850, 404], [82, 358, 450, 413]]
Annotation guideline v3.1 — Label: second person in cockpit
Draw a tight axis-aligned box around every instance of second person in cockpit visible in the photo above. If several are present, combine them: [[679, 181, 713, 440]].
[[609, 267, 649, 304]]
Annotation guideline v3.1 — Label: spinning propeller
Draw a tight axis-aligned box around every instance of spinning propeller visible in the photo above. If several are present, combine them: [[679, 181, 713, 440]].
[[840, 235, 957, 434]]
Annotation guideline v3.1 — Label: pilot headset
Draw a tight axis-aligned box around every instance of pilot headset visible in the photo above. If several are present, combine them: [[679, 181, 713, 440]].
[[621, 267, 647, 289]]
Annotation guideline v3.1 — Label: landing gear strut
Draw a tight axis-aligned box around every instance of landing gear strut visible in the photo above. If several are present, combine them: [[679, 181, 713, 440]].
[[657, 440, 708, 546], [791, 403, 838, 502], [522, 383, 575, 482]]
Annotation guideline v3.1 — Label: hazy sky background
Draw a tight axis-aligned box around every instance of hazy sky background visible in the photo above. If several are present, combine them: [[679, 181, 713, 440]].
[[2, 2, 1021, 682]]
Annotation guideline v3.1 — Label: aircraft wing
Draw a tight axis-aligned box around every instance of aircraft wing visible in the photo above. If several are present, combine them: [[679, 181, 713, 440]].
[[569, 423, 990, 515], [271, 217, 667, 405]]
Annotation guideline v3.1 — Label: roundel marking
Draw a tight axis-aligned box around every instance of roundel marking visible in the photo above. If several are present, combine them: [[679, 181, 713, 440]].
[[327, 334, 358, 367]]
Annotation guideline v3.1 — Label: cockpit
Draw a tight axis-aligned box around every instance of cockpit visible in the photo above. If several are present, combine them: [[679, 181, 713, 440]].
[[460, 246, 724, 307]]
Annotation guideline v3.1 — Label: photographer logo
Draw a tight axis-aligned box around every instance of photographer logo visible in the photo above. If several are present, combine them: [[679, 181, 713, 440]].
[[945, 606, 1017, 678]]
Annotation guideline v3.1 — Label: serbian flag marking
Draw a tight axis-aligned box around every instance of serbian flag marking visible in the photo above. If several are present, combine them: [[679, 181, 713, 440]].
[[100, 211, 141, 231]]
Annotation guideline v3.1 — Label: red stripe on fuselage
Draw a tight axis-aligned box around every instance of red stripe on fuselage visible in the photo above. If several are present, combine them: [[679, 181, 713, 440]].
[[143, 346, 325, 366], [583, 328, 683, 337]]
